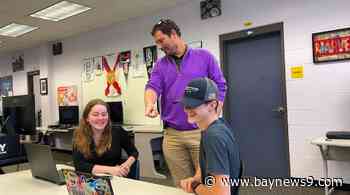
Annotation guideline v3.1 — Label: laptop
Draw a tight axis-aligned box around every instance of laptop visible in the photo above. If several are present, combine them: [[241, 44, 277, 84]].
[[61, 169, 114, 195], [24, 143, 66, 185]]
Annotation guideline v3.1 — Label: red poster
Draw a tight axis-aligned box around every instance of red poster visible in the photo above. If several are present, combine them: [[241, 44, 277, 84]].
[[313, 28, 350, 63]]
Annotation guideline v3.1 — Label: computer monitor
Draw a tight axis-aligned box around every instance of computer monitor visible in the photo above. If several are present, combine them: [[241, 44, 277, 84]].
[[2, 95, 35, 135], [58, 106, 79, 126], [107, 101, 123, 124]]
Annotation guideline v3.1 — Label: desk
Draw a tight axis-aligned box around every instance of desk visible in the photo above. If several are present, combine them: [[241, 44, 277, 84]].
[[311, 137, 350, 195], [0, 169, 191, 195], [123, 125, 166, 179], [38, 125, 166, 179], [37, 127, 74, 151]]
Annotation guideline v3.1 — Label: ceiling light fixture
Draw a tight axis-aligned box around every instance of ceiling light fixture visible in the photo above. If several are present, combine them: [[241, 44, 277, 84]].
[[30, 1, 91, 22], [0, 23, 38, 37]]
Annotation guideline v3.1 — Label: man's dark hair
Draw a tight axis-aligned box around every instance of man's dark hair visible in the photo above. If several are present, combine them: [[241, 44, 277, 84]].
[[151, 19, 181, 37]]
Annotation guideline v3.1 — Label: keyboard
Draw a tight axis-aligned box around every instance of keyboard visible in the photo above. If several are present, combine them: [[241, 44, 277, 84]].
[[48, 129, 69, 133]]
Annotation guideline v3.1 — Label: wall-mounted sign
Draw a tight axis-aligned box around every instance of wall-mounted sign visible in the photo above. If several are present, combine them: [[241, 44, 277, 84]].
[[291, 66, 304, 79], [312, 27, 350, 63], [102, 55, 122, 97], [119, 51, 131, 82]]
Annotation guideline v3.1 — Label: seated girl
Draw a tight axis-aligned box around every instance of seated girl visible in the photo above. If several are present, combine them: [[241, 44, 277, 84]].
[[72, 99, 138, 177]]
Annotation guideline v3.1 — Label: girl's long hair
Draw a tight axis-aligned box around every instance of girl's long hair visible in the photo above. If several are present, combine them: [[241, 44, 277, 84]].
[[73, 99, 112, 158]]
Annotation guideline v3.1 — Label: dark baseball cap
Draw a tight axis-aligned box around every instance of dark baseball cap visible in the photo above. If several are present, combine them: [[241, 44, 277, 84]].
[[181, 77, 218, 108]]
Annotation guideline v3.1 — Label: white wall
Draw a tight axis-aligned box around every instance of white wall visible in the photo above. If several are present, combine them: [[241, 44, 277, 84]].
[[0, 44, 53, 127], [1, 0, 350, 181]]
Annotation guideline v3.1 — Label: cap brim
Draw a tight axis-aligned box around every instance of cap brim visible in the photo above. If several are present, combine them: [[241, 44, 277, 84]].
[[180, 97, 204, 108]]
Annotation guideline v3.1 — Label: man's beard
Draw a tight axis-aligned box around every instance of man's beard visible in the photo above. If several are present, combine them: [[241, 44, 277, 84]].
[[161, 45, 177, 56]]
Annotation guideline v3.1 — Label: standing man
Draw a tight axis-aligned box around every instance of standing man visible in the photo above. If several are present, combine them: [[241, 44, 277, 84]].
[[180, 78, 241, 195], [144, 19, 227, 187]]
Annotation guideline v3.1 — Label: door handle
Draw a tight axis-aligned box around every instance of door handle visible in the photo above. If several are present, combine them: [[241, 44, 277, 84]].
[[272, 106, 285, 113]]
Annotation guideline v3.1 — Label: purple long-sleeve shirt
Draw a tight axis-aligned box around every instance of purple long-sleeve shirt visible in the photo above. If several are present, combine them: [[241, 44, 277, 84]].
[[145, 47, 227, 130]]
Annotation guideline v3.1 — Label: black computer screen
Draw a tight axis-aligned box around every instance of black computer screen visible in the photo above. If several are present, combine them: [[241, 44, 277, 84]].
[[107, 101, 123, 124], [3, 107, 27, 135], [2, 95, 35, 135], [59, 106, 79, 125]]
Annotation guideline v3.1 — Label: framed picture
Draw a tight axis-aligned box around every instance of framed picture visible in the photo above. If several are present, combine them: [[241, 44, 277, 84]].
[[40, 78, 48, 95], [0, 75, 13, 96], [12, 54, 24, 72], [143, 45, 157, 79], [312, 27, 350, 63]]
